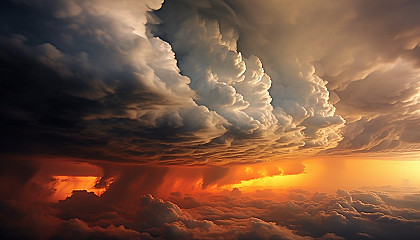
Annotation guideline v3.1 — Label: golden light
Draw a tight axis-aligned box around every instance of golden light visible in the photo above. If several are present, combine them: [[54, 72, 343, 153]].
[[51, 176, 107, 201], [221, 157, 420, 194]]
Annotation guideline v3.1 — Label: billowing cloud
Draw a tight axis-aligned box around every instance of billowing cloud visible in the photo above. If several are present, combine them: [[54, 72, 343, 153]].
[[0, 0, 347, 166], [2, 1, 420, 239], [155, 0, 420, 155], [155, 0, 345, 155], [0, 0, 228, 164], [3, 171, 420, 240], [2, 158, 420, 240], [333, 59, 420, 153], [2, 0, 419, 164]]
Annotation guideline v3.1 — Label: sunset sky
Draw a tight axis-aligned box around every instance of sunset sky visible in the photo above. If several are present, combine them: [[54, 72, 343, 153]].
[[1, 0, 420, 239]]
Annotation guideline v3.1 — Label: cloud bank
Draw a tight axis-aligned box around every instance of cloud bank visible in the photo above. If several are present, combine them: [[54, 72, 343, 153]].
[[155, 0, 420, 155], [1, 0, 412, 164], [2, 0, 419, 165], [1, 0, 228, 164], [2, 1, 420, 239], [2, 173, 420, 240]]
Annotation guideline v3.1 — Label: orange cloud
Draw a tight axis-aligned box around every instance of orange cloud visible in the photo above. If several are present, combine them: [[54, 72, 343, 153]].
[[51, 176, 108, 201]]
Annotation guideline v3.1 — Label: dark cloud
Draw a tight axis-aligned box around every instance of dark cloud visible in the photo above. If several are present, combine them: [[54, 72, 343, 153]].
[[2, 160, 420, 240], [51, 219, 146, 240], [59, 192, 214, 240], [6, 185, 420, 240], [2, 1, 420, 239], [0, 0, 229, 164], [0, 158, 40, 199], [183, 188, 420, 240], [1, 0, 419, 165], [202, 166, 230, 189], [98, 165, 169, 205]]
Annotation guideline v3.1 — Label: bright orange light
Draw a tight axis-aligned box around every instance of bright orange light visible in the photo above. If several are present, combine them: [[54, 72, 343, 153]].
[[152, 161, 307, 197], [221, 158, 420, 193], [51, 176, 106, 201], [48, 157, 420, 201]]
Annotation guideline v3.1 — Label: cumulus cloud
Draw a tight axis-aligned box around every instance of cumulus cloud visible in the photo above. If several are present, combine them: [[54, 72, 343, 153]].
[[2, 0, 420, 239], [2, 0, 419, 164], [2, 159, 420, 240], [179, 188, 420, 240], [0, 0, 353, 166], [52, 219, 146, 240], [238, 0, 420, 153], [0, 0, 228, 164], [155, 0, 345, 155], [155, 0, 420, 154], [4, 176, 420, 240], [2, 184, 313, 240]]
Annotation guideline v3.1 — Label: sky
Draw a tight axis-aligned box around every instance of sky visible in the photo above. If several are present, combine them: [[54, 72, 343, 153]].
[[1, 0, 420, 239]]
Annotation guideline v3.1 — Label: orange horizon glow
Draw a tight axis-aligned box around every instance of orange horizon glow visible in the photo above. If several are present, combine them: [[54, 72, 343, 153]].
[[49, 157, 420, 201], [222, 158, 420, 193]]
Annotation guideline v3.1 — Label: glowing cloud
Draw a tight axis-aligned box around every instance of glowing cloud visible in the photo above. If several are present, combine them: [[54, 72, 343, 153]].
[[1, 0, 420, 239]]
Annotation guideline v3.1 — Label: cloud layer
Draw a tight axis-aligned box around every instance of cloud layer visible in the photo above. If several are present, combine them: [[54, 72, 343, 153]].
[[2, 1, 420, 239], [155, 0, 420, 155], [1, 0, 419, 164], [1, 0, 228, 164], [1, 158, 420, 240], [2, 173, 420, 240]]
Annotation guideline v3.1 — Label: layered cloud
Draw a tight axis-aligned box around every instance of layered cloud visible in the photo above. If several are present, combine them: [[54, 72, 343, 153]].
[[155, 0, 420, 155], [0, 0, 228, 164], [2, 169, 420, 240], [153, 187, 420, 240], [333, 59, 420, 153], [155, 0, 345, 154], [2, 0, 419, 164], [0, 0, 353, 165], [2, 158, 420, 239], [2, 1, 420, 239]]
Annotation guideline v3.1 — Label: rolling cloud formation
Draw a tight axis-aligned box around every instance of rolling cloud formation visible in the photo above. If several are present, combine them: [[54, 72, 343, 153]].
[[0, 0, 419, 164], [1, 1, 420, 239], [2, 170, 420, 240]]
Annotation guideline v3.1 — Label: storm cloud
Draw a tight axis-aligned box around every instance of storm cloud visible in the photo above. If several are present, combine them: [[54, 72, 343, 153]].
[[1, 0, 419, 165], [1, 1, 420, 238], [2, 176, 420, 240], [155, 0, 420, 155]]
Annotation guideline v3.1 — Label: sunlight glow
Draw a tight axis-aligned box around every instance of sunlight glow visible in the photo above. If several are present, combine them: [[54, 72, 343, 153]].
[[51, 176, 106, 201]]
